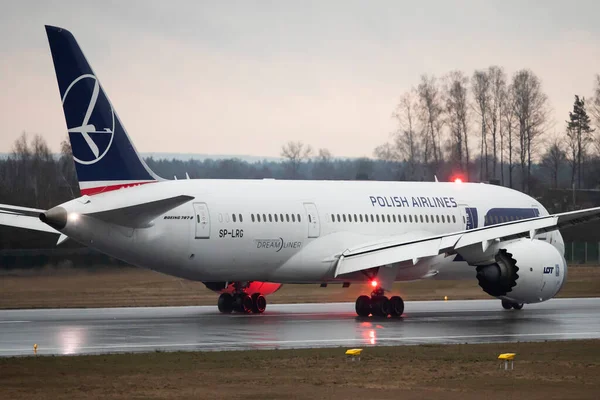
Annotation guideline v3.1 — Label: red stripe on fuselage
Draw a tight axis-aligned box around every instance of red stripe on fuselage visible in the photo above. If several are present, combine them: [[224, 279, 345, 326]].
[[80, 181, 156, 196]]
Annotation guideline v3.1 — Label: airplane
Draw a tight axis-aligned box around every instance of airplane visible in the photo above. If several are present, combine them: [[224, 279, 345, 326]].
[[1, 25, 599, 317]]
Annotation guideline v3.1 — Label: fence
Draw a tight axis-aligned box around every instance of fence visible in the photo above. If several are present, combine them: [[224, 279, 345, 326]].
[[565, 242, 600, 264]]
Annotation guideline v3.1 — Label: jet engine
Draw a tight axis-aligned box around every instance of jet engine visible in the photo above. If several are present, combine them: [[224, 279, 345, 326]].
[[203, 281, 282, 296], [475, 239, 567, 304]]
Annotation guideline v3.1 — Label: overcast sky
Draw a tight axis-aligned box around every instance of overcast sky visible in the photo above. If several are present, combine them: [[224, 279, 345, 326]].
[[1, 1, 599, 158]]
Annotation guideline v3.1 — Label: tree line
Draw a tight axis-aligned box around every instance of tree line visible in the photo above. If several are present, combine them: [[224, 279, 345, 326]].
[[374, 67, 600, 194]]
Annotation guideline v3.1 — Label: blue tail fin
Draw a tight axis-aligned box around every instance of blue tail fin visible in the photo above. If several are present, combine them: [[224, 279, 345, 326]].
[[45, 25, 161, 195]]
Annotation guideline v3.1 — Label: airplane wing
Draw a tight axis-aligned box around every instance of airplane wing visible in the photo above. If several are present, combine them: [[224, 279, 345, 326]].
[[0, 204, 59, 234], [335, 206, 600, 277]]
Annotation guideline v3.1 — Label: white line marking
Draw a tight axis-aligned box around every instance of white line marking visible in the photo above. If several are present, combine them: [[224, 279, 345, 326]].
[[1, 331, 599, 354], [0, 321, 30, 324]]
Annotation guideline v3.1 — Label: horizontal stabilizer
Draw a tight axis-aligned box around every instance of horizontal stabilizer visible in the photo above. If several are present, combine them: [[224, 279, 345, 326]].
[[0, 204, 46, 217], [0, 210, 59, 234], [87, 195, 194, 228]]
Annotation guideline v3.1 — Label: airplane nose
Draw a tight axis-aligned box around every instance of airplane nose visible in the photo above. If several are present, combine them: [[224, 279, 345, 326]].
[[39, 206, 67, 230]]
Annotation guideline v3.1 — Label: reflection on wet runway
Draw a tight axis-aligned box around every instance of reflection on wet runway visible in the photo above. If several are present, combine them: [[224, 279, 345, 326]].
[[1, 298, 599, 356]]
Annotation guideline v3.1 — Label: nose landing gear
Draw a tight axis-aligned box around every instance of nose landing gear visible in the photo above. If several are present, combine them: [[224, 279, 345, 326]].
[[501, 300, 524, 310], [355, 287, 404, 318]]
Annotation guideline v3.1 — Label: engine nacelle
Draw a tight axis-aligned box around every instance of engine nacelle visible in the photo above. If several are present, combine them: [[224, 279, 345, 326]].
[[203, 281, 282, 296], [476, 239, 567, 304]]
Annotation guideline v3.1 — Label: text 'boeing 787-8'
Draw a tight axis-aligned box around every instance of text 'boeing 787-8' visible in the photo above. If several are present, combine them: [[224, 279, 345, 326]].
[[1, 26, 597, 317]]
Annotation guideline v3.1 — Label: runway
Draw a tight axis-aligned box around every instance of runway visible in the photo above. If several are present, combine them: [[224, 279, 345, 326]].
[[1, 298, 600, 356]]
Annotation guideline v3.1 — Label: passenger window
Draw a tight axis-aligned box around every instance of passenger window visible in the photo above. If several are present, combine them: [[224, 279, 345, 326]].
[[226, 214, 230, 223], [292, 214, 296, 222], [298, 214, 301, 222], [360, 214, 363, 222], [409, 215, 413, 223], [403, 215, 407, 223], [370, 214, 374, 222], [393, 215, 396, 223], [239, 214, 243, 223], [197, 215, 200, 223], [233, 214, 237, 223], [218, 213, 223, 222], [376, 215, 380, 223], [354, 214, 358, 222], [308, 215, 311, 223], [436, 215, 440, 223], [343, 214, 347, 222], [365, 214, 369, 222], [420, 215, 423, 223], [251, 214, 255, 222], [269, 214, 273, 222], [274, 214, 279, 222], [286, 214, 290, 222], [263, 213, 267, 222], [280, 213, 284, 222], [425, 215, 429, 223], [387, 215, 391, 223], [452, 215, 456, 223], [441, 215, 445, 223]]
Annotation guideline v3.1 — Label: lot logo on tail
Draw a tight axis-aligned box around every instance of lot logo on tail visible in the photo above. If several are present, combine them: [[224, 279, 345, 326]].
[[62, 74, 115, 165]]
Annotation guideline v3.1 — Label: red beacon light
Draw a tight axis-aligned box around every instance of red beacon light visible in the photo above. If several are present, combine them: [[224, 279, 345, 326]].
[[370, 280, 378, 288], [453, 177, 463, 184]]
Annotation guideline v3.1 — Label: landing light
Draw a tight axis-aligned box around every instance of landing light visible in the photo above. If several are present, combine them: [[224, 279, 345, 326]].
[[68, 213, 79, 222]]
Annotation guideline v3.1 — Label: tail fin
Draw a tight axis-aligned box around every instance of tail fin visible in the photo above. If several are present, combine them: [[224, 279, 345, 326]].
[[45, 25, 162, 196]]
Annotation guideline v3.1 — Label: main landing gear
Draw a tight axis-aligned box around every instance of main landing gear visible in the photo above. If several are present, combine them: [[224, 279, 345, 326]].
[[355, 287, 404, 318], [218, 292, 267, 314], [501, 300, 524, 310]]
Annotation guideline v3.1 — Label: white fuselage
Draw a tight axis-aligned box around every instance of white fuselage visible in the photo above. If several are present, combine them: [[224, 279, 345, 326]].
[[57, 180, 564, 284]]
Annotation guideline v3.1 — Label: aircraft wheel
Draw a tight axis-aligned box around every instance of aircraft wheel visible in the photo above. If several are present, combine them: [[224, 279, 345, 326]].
[[501, 300, 513, 310], [240, 294, 254, 313], [217, 293, 233, 313], [512, 303, 524, 310], [389, 296, 404, 317], [251, 293, 267, 314], [371, 296, 390, 317], [355, 295, 371, 317]]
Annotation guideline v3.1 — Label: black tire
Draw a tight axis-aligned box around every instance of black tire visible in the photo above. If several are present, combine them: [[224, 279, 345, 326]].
[[252, 293, 267, 314], [389, 296, 404, 317], [501, 300, 513, 310], [512, 303, 524, 310], [355, 295, 371, 317], [217, 293, 233, 313], [241, 294, 254, 314], [372, 296, 391, 317]]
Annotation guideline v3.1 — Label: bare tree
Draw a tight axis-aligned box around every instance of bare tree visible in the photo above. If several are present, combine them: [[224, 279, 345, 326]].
[[502, 89, 517, 188], [280, 141, 312, 179], [487, 66, 507, 181], [59, 136, 77, 198], [541, 136, 567, 188], [472, 70, 491, 181], [312, 148, 334, 179], [416, 75, 444, 169], [510, 69, 549, 193], [591, 74, 600, 131], [443, 71, 470, 178]]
